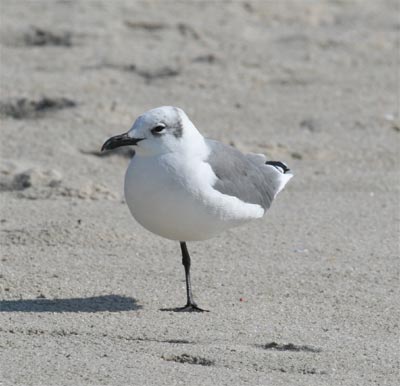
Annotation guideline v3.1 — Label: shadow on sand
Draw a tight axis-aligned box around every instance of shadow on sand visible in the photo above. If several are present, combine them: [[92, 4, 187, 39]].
[[0, 294, 141, 313]]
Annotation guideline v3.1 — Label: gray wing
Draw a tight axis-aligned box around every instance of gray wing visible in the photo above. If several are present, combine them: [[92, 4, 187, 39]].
[[206, 139, 290, 210]]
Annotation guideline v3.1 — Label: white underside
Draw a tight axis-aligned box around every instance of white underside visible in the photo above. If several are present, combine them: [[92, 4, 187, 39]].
[[124, 151, 265, 241]]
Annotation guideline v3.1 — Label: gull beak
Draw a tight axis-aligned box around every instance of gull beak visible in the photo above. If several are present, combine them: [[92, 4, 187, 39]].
[[101, 132, 144, 152]]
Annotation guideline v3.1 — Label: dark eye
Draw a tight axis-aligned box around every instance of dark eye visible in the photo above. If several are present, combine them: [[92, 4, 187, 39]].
[[151, 124, 166, 135]]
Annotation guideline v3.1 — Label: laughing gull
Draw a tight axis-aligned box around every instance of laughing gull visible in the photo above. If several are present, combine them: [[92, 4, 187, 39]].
[[102, 106, 292, 312]]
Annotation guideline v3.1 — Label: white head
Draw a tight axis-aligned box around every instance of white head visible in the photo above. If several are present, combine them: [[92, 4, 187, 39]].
[[102, 106, 203, 156]]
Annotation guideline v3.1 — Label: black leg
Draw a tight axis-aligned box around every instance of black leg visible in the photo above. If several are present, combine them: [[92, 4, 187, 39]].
[[175, 242, 208, 312]]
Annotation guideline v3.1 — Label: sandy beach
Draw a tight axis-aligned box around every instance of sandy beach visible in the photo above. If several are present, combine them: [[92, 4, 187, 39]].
[[0, 1, 399, 385]]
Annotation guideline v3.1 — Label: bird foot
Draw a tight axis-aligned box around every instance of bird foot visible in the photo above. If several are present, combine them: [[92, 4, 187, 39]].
[[161, 303, 208, 312], [175, 303, 209, 313]]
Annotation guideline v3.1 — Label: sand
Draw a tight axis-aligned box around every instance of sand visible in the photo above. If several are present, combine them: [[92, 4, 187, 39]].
[[0, 1, 399, 385]]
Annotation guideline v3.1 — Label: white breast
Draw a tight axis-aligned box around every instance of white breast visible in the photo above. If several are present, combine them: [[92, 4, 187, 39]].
[[124, 152, 264, 241]]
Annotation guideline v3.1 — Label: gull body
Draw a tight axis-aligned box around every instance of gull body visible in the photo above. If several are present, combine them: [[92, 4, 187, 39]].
[[102, 106, 292, 311]]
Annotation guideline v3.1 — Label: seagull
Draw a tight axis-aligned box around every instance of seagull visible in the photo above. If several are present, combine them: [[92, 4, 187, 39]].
[[102, 106, 292, 312]]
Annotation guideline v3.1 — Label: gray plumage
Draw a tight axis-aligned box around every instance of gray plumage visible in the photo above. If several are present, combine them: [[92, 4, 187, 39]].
[[171, 107, 183, 138], [206, 140, 289, 210]]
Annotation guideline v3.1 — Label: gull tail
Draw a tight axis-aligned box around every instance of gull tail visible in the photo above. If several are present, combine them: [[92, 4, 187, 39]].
[[265, 161, 290, 173], [264, 160, 293, 198]]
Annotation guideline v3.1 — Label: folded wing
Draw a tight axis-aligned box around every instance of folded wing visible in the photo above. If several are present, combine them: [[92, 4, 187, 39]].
[[206, 140, 293, 211]]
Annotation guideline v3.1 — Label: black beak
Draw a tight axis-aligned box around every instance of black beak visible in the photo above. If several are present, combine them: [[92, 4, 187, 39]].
[[101, 132, 144, 152]]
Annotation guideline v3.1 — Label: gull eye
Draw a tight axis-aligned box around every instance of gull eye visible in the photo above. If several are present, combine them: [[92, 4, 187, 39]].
[[151, 124, 166, 135]]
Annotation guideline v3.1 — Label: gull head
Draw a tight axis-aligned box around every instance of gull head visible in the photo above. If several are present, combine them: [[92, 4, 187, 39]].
[[102, 106, 201, 156]]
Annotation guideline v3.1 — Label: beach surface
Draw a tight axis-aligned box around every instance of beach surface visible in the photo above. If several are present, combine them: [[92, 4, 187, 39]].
[[0, 1, 399, 385]]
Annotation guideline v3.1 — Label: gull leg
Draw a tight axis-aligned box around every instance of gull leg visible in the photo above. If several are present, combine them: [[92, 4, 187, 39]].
[[175, 242, 208, 312]]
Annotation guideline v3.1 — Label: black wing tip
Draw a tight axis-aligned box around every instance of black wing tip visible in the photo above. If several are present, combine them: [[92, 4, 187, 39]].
[[265, 161, 290, 173]]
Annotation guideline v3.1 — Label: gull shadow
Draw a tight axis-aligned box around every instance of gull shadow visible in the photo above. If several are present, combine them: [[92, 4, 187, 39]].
[[0, 295, 141, 313]]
